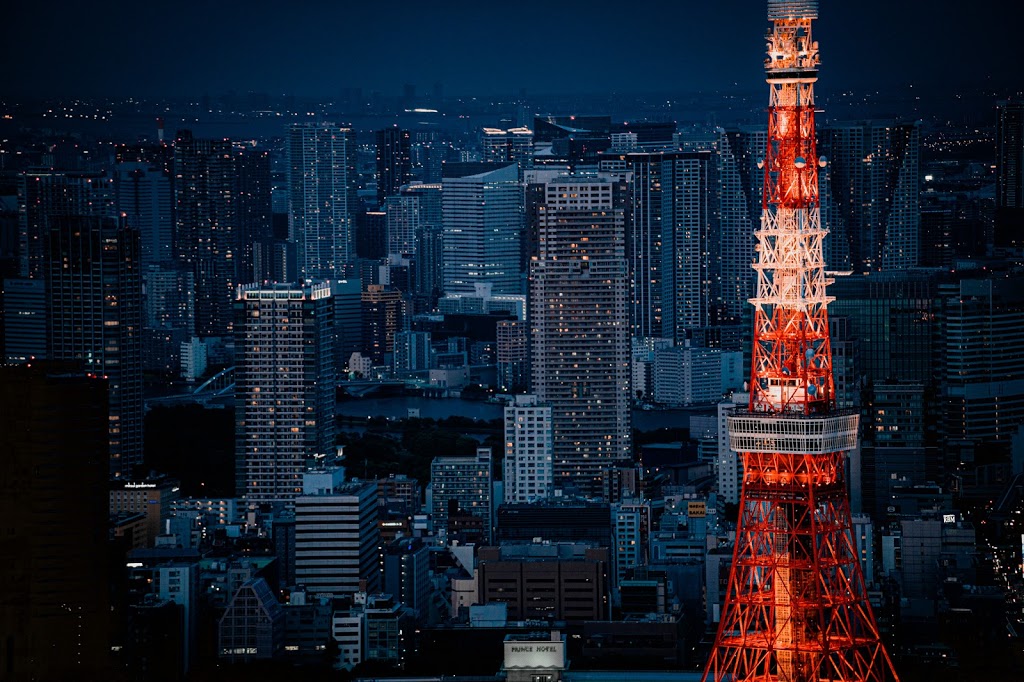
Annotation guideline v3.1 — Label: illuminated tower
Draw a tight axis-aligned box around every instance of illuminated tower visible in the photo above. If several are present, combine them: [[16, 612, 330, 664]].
[[703, 2, 899, 681]]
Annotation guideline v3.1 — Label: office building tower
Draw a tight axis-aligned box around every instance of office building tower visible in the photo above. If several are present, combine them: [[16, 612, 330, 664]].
[[288, 122, 358, 280], [996, 98, 1024, 247], [430, 448, 494, 543], [400, 182, 444, 308], [47, 216, 143, 478], [113, 160, 173, 269], [705, 3, 898, 680], [531, 177, 631, 498], [2, 277, 47, 363], [442, 163, 524, 295], [234, 282, 335, 503], [356, 210, 388, 260], [503, 395, 554, 504], [376, 127, 412, 207], [361, 283, 405, 365], [382, 537, 432, 621], [481, 127, 534, 168], [496, 319, 528, 392], [612, 500, 651, 588], [829, 271, 938, 386], [0, 365, 112, 679], [234, 147, 274, 284], [819, 120, 921, 272], [330, 278, 363, 372], [143, 264, 195, 374], [385, 193, 419, 258], [294, 478, 381, 596], [174, 131, 237, 337], [18, 169, 115, 279], [939, 275, 1024, 448]]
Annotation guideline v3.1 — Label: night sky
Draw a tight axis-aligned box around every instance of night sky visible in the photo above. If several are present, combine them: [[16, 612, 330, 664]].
[[4, 0, 1019, 98]]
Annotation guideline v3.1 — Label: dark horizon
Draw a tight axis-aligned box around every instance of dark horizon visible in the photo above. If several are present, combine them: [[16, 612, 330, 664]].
[[4, 0, 1020, 100]]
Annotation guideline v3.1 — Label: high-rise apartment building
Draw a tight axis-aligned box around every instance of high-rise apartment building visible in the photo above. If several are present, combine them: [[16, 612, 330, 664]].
[[18, 169, 115, 279], [47, 216, 143, 478], [820, 120, 921, 272], [531, 177, 631, 498], [376, 127, 412, 208], [602, 148, 743, 343], [174, 131, 237, 337], [442, 163, 524, 295], [234, 282, 335, 503], [503, 395, 554, 504], [288, 122, 358, 280]]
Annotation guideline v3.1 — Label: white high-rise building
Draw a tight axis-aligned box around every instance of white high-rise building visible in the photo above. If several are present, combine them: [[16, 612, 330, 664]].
[[442, 163, 523, 295], [531, 177, 631, 499], [716, 392, 748, 505], [234, 282, 335, 504], [288, 122, 358, 280], [503, 395, 554, 504]]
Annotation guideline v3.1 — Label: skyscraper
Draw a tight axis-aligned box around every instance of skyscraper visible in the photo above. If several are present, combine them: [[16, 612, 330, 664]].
[[531, 177, 631, 498], [442, 163, 524, 295], [996, 98, 1024, 247], [234, 282, 335, 503], [18, 169, 114, 279], [234, 147, 274, 285], [113, 159, 173, 269], [602, 147, 743, 344], [375, 127, 412, 208], [820, 120, 921, 272], [174, 131, 237, 337], [46, 216, 144, 478], [288, 122, 358, 280]]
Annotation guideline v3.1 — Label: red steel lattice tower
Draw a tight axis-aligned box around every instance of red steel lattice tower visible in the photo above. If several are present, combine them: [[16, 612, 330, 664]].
[[702, 2, 900, 680]]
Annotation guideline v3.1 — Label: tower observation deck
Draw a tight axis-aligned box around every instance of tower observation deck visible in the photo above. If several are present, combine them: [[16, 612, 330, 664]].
[[702, 2, 900, 680]]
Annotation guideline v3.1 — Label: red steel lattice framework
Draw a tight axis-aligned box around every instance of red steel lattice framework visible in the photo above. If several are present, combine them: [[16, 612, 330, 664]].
[[702, 1, 900, 680]]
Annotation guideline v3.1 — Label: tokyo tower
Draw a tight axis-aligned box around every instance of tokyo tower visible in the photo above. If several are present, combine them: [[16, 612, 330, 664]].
[[702, 2, 900, 681]]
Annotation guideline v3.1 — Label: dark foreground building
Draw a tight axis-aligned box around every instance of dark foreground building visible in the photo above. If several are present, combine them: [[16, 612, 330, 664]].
[[0, 364, 112, 679]]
